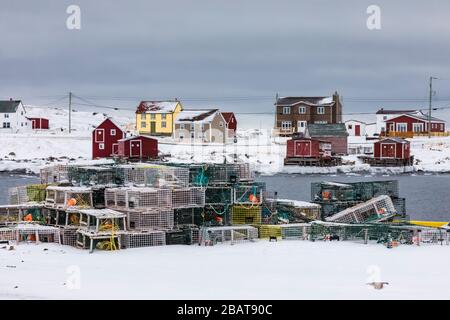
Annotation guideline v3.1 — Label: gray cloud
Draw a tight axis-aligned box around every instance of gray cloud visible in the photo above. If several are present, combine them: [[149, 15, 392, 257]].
[[1, 0, 450, 125]]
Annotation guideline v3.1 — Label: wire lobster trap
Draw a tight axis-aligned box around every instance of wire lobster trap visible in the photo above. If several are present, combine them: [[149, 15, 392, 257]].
[[231, 205, 262, 225], [45, 186, 93, 210], [15, 223, 61, 244], [0, 204, 44, 225], [172, 187, 205, 209], [40, 164, 76, 184], [77, 209, 127, 234], [116, 164, 189, 187], [67, 166, 121, 186], [202, 205, 231, 226], [0, 227, 16, 242], [188, 163, 255, 186], [199, 225, 258, 245], [59, 226, 78, 247], [326, 195, 396, 224], [9, 184, 48, 205], [121, 230, 166, 248], [233, 183, 265, 205], [128, 208, 174, 230], [174, 208, 203, 226], [104, 187, 172, 210], [205, 186, 233, 205], [272, 199, 321, 223], [280, 223, 311, 240]]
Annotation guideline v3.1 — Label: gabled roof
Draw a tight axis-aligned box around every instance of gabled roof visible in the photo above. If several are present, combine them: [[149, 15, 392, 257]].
[[96, 117, 124, 131], [0, 100, 22, 113], [376, 108, 417, 115], [221, 112, 235, 123], [137, 101, 180, 113], [378, 137, 409, 144], [176, 109, 220, 123], [276, 96, 334, 107], [385, 112, 445, 123], [345, 119, 367, 124], [118, 135, 156, 142], [306, 123, 349, 137]]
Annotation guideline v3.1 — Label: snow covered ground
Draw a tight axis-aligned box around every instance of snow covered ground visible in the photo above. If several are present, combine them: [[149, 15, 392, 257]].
[[1, 241, 449, 300], [2, 105, 450, 175]]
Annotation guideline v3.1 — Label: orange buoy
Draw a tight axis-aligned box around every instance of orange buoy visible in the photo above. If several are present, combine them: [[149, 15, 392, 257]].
[[24, 213, 33, 222], [67, 198, 77, 207], [249, 194, 258, 203]]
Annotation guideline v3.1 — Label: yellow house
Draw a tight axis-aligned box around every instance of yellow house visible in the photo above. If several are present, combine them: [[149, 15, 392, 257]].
[[136, 100, 183, 135]]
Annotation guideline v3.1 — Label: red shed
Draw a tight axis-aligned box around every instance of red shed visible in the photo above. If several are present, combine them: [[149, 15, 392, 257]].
[[374, 138, 410, 159], [92, 118, 125, 159], [117, 135, 158, 159], [28, 118, 49, 130], [286, 137, 332, 159], [221, 112, 237, 136]]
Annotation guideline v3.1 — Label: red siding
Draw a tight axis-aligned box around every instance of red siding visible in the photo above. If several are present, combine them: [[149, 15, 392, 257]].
[[374, 139, 410, 159], [29, 118, 49, 130], [117, 136, 158, 159], [92, 119, 125, 159], [386, 114, 445, 133], [316, 136, 347, 155], [221, 112, 237, 132], [286, 138, 331, 158]]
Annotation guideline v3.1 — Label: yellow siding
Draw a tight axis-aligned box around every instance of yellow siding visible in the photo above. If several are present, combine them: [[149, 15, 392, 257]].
[[136, 102, 183, 135]]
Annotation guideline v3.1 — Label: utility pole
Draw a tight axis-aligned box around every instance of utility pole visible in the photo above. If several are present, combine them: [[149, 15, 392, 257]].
[[69, 91, 72, 134], [428, 77, 438, 138]]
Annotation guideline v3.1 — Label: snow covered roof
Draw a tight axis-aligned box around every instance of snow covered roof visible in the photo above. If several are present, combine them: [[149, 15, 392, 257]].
[[118, 135, 156, 142], [386, 112, 445, 123], [376, 108, 418, 115], [276, 96, 335, 106], [78, 208, 126, 218], [138, 101, 180, 113], [0, 100, 22, 113], [46, 186, 92, 192], [378, 137, 409, 144], [176, 109, 219, 123]]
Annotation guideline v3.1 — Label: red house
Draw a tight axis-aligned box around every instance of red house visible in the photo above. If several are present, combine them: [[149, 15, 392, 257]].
[[221, 112, 237, 136], [117, 135, 158, 159], [286, 137, 332, 159], [92, 118, 125, 159], [28, 117, 49, 130], [374, 138, 410, 159], [385, 112, 445, 134]]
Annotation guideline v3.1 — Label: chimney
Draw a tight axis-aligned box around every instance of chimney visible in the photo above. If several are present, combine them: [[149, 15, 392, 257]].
[[9, 98, 12, 101]]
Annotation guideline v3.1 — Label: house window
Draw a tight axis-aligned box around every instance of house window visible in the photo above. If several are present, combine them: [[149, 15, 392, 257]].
[[396, 123, 407, 132], [161, 114, 167, 120], [441, 124, 444, 130], [317, 106, 325, 114], [413, 123, 424, 133], [4, 114, 9, 118], [21, 111, 23, 116], [141, 121, 146, 128], [282, 107, 291, 114], [190, 124, 195, 131], [281, 121, 292, 130], [21, 123, 23, 127], [348, 124, 353, 129], [314, 121, 328, 124], [99, 143, 105, 150], [383, 116, 387, 120], [161, 121, 167, 128], [180, 124, 185, 130], [110, 129, 116, 136], [219, 121, 224, 127], [150, 114, 156, 120], [298, 106, 306, 114]]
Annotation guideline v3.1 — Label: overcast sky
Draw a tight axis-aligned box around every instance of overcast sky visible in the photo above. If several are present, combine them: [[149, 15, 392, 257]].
[[1, 0, 450, 125]]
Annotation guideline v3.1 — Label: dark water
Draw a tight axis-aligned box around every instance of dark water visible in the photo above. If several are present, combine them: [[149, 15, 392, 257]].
[[0, 174, 39, 204], [1, 173, 449, 221], [257, 174, 450, 221]]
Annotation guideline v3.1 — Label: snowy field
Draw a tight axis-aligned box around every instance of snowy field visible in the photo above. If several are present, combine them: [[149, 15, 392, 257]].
[[2, 105, 450, 175], [1, 241, 449, 300]]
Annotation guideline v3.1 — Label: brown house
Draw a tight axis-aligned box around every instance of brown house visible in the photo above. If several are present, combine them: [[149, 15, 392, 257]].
[[274, 91, 343, 135]]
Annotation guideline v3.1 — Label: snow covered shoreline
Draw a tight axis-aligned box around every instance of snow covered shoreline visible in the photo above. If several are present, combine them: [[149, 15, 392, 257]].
[[2, 106, 450, 176], [1, 241, 449, 300]]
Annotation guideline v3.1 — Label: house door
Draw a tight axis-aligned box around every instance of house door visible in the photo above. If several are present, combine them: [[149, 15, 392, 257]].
[[382, 144, 395, 158], [95, 129, 105, 142], [112, 143, 119, 155], [296, 141, 310, 156], [297, 121, 307, 133], [355, 125, 360, 136], [150, 122, 156, 133], [130, 140, 142, 157]]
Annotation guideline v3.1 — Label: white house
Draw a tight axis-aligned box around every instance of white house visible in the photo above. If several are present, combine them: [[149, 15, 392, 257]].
[[0, 100, 30, 133], [375, 108, 417, 134], [345, 120, 367, 137]]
